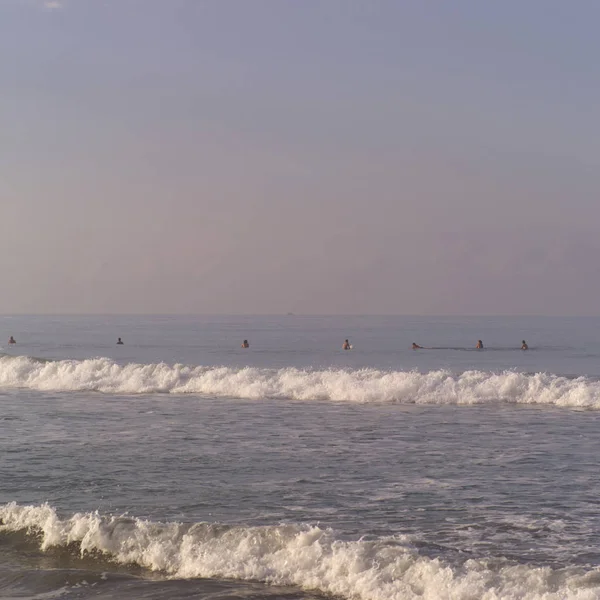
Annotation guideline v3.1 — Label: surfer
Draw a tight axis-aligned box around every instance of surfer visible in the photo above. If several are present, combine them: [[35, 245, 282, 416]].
[[241, 339, 249, 348], [412, 343, 423, 350], [117, 337, 124, 345], [521, 340, 528, 350], [8, 336, 15, 344], [476, 340, 484, 349], [342, 339, 352, 350]]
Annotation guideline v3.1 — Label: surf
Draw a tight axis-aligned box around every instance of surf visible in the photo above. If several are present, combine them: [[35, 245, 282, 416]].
[[0, 502, 598, 600], [0, 355, 599, 409]]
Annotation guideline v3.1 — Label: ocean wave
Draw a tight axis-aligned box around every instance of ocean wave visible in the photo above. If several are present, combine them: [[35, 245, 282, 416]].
[[1, 502, 599, 600], [0, 355, 599, 408]]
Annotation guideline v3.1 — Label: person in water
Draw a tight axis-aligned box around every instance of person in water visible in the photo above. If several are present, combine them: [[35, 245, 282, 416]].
[[412, 343, 423, 350], [342, 339, 352, 350], [117, 337, 124, 345], [521, 340, 528, 350], [8, 336, 15, 345], [241, 339, 249, 348], [476, 340, 484, 349]]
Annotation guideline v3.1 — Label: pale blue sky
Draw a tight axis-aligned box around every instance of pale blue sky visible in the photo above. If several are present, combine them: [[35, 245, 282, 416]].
[[2, 0, 600, 314]]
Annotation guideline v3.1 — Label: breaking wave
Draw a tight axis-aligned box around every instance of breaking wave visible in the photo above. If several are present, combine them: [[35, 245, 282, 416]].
[[0, 355, 599, 408], [1, 502, 599, 600]]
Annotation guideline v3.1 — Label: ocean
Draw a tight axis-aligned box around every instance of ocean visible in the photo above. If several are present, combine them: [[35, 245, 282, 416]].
[[2, 315, 600, 600]]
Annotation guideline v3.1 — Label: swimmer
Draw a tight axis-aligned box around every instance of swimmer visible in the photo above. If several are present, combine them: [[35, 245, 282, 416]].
[[8, 336, 15, 345], [412, 343, 423, 350], [117, 337, 124, 345], [521, 340, 528, 350], [476, 340, 484, 349], [241, 339, 249, 348], [342, 339, 352, 350]]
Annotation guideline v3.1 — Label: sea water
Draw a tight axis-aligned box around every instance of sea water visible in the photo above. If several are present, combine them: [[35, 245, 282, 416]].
[[1, 315, 600, 600]]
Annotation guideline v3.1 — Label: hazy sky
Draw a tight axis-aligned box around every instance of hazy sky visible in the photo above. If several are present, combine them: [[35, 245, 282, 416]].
[[2, 0, 600, 315]]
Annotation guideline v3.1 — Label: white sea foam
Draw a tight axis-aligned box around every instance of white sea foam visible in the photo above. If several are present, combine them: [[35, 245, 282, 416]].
[[0, 355, 599, 408], [1, 502, 598, 600]]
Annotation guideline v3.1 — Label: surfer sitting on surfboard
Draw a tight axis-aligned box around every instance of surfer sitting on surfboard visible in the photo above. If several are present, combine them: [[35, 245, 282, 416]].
[[8, 336, 15, 345], [342, 339, 352, 350]]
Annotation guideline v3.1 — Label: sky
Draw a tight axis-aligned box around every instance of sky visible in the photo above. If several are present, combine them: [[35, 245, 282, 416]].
[[1, 0, 600, 315]]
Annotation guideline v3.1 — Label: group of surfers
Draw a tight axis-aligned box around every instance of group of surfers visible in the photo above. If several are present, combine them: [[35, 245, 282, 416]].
[[5, 336, 529, 351], [7, 337, 250, 349], [342, 339, 530, 351], [7, 336, 126, 346], [411, 340, 529, 350]]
